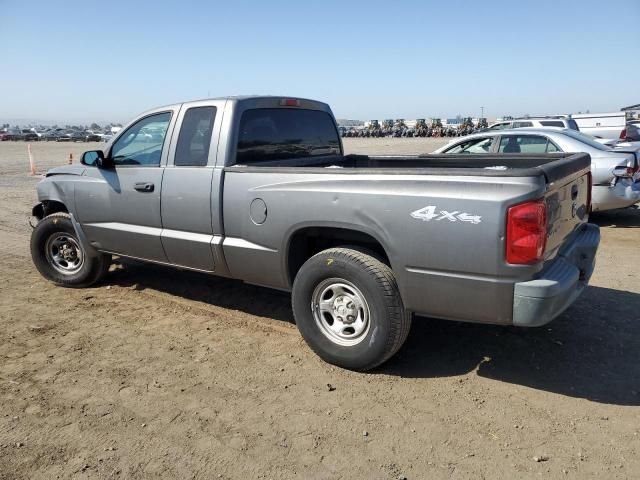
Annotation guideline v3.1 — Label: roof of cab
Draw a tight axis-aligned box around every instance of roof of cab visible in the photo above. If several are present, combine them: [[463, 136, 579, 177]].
[[140, 95, 332, 118]]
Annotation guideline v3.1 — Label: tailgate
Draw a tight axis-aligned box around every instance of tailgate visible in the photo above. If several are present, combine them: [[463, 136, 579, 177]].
[[544, 170, 590, 258]]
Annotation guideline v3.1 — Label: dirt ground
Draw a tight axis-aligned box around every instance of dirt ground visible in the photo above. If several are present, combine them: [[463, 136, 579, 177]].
[[1, 139, 639, 480]]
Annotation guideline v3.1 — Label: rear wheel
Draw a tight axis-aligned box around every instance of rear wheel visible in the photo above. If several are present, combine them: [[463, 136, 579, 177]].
[[31, 213, 111, 287], [292, 248, 411, 371]]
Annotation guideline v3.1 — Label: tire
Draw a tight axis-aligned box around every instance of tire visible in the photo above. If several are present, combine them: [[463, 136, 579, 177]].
[[30, 213, 111, 287], [292, 247, 411, 371]]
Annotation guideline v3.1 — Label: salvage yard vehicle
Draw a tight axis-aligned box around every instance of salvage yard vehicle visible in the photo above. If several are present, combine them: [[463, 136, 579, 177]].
[[485, 116, 580, 132], [571, 112, 626, 140], [21, 129, 39, 141], [42, 130, 62, 141], [435, 128, 640, 212], [30, 96, 600, 370], [621, 121, 640, 142]]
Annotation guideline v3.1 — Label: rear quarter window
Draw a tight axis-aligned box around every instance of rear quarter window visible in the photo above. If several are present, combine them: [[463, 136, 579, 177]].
[[236, 109, 341, 165]]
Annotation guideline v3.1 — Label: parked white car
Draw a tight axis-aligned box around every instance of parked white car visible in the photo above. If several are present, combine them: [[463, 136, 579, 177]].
[[486, 117, 580, 132], [434, 128, 640, 212]]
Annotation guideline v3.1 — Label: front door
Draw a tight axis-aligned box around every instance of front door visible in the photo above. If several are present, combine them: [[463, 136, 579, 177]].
[[75, 110, 175, 261]]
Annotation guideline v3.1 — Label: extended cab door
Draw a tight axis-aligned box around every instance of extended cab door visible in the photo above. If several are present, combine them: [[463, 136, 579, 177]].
[[75, 108, 178, 261], [159, 100, 226, 271]]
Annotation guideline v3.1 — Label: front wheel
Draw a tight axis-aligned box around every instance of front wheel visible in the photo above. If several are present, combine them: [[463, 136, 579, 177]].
[[292, 248, 411, 371], [31, 213, 111, 287]]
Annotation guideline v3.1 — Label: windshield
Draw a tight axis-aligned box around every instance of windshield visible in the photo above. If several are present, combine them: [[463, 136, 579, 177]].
[[561, 130, 611, 151]]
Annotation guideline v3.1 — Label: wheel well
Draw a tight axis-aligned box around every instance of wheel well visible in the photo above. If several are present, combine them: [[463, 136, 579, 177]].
[[287, 227, 390, 286], [33, 200, 68, 220]]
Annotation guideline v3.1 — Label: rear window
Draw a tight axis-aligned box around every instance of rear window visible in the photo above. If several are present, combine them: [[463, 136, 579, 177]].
[[562, 130, 611, 151], [236, 108, 341, 165], [567, 119, 580, 131]]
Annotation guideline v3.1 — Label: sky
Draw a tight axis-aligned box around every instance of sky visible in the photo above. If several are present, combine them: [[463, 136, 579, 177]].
[[0, 0, 638, 124]]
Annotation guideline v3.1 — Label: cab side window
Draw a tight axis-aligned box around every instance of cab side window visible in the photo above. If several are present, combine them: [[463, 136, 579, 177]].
[[445, 137, 493, 154], [498, 135, 560, 153], [174, 107, 217, 167], [110, 112, 172, 166]]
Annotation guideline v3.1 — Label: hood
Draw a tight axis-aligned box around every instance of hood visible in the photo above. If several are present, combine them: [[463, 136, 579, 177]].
[[45, 164, 87, 177]]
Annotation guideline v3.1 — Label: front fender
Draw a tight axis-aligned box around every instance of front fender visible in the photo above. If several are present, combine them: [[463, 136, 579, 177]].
[[36, 176, 76, 215], [34, 174, 98, 258]]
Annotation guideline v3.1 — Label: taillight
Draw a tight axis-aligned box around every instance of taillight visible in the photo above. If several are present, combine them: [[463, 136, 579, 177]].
[[506, 200, 547, 264], [613, 166, 639, 177], [619, 128, 626, 140], [586, 171, 592, 212]]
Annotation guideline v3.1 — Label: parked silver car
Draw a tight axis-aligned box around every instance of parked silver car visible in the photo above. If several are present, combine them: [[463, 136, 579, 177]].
[[434, 128, 640, 211]]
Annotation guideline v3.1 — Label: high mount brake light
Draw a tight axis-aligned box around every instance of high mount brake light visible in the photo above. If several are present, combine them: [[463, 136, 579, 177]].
[[280, 98, 300, 107], [506, 200, 547, 265]]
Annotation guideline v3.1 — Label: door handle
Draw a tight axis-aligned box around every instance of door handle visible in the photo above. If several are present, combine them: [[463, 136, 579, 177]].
[[134, 182, 155, 193]]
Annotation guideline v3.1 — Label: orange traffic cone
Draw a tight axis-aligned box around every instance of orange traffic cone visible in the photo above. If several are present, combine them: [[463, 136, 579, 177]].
[[68, 153, 73, 165]]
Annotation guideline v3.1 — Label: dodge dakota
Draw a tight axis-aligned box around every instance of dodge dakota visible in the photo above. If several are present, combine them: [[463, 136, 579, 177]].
[[30, 96, 600, 370]]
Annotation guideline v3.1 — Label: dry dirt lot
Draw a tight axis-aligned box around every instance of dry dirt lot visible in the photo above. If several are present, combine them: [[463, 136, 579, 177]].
[[1, 139, 639, 479]]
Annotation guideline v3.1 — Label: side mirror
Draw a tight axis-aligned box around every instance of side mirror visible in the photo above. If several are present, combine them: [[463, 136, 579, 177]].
[[81, 150, 111, 168]]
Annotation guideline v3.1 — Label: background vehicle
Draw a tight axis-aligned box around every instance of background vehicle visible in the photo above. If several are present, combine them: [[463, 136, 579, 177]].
[[55, 131, 73, 142], [621, 121, 640, 142], [571, 112, 626, 140], [486, 117, 579, 132], [42, 130, 62, 141], [5, 129, 24, 140], [30, 96, 599, 370], [82, 131, 102, 142], [34, 128, 49, 139], [21, 129, 39, 141], [435, 128, 640, 211]]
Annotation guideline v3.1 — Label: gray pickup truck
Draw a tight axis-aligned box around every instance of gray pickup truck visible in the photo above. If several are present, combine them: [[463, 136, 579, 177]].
[[30, 96, 600, 370]]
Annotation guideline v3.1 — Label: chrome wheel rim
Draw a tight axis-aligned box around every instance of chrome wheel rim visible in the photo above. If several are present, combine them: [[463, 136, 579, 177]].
[[311, 278, 370, 346], [45, 234, 84, 275]]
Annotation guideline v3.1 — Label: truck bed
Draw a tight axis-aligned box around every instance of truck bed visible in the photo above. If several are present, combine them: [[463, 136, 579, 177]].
[[230, 152, 591, 183], [223, 151, 592, 324]]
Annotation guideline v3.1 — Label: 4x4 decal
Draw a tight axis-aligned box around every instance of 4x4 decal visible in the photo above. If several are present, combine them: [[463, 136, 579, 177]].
[[410, 206, 482, 224]]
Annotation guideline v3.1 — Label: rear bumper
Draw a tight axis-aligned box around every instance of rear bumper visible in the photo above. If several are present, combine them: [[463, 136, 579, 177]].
[[592, 180, 640, 211], [512, 223, 600, 327]]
